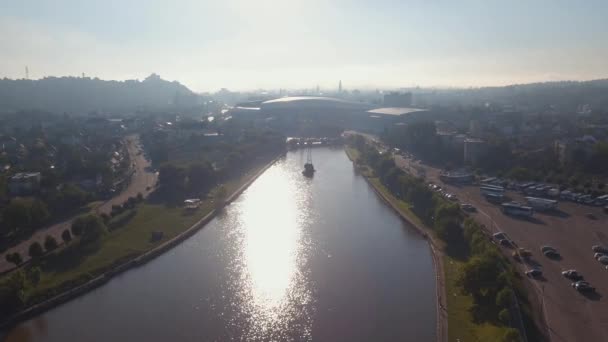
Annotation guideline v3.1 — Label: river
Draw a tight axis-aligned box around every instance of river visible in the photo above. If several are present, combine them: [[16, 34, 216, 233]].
[[5, 147, 436, 342]]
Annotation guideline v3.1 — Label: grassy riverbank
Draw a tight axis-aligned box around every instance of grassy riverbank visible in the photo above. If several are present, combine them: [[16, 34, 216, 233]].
[[0, 156, 278, 325], [345, 143, 518, 342], [444, 256, 509, 341]]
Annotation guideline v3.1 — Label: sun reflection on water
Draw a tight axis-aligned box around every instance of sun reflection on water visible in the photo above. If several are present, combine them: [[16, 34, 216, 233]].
[[230, 162, 314, 341]]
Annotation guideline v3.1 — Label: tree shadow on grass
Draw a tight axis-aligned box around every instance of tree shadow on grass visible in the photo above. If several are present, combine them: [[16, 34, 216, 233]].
[[41, 240, 102, 273], [145, 188, 181, 208], [444, 238, 470, 261]]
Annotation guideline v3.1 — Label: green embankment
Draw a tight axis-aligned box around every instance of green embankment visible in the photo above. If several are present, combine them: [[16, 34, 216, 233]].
[[4, 160, 271, 310], [444, 257, 509, 341], [346, 144, 511, 341]]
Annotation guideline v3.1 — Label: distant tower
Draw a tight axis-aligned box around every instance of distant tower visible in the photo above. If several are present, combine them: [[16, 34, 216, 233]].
[[316, 84, 320, 94], [25, 66, 29, 80], [82, 72, 85, 78], [339, 80, 342, 93]]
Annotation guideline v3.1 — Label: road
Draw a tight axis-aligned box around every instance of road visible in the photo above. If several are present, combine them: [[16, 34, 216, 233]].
[[0, 135, 158, 273], [395, 153, 608, 342]]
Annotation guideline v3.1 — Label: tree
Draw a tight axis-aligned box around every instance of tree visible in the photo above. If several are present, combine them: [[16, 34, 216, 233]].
[[498, 308, 511, 325], [3, 198, 49, 231], [457, 254, 504, 302], [26, 266, 41, 287], [159, 164, 186, 191], [496, 287, 512, 308], [28, 242, 44, 258], [502, 328, 522, 342], [188, 161, 216, 193], [5, 252, 23, 266], [435, 218, 463, 244], [213, 185, 228, 209], [44, 235, 58, 251], [61, 229, 72, 243], [136, 192, 144, 202], [71, 214, 107, 243], [0, 270, 26, 316]]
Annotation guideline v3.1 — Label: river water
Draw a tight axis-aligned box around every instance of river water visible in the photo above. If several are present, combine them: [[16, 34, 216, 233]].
[[5, 147, 436, 342]]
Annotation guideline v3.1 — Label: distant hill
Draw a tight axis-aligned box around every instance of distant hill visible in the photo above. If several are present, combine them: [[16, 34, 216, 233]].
[[415, 78, 608, 111], [0, 74, 200, 114]]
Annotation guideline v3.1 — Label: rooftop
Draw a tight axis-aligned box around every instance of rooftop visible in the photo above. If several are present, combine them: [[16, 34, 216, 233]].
[[366, 107, 428, 116]]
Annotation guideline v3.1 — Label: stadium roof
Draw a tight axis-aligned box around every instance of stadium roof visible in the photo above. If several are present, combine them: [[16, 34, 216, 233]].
[[261, 96, 372, 111], [366, 107, 428, 116]]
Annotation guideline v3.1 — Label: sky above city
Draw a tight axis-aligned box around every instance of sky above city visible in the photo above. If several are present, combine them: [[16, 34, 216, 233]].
[[1, 0, 608, 92]]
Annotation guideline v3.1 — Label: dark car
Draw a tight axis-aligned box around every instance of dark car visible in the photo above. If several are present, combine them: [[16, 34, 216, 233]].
[[499, 239, 512, 247], [526, 268, 542, 277], [572, 281, 595, 292], [562, 270, 583, 281]]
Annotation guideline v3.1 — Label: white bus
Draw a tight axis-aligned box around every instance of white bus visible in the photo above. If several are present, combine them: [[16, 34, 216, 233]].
[[501, 202, 534, 217]]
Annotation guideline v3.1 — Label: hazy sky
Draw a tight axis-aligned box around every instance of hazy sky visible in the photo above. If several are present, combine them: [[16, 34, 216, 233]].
[[1, 0, 608, 91]]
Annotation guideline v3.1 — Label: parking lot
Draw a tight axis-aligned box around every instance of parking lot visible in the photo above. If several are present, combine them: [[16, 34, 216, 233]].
[[395, 154, 608, 341]]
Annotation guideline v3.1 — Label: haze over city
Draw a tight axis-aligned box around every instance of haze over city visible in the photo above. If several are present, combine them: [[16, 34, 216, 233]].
[[2, 0, 608, 91]]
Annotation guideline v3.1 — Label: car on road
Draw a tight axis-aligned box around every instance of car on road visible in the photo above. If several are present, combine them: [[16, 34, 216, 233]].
[[493, 232, 507, 240], [541, 245, 557, 253], [562, 270, 583, 280], [512, 248, 532, 261], [598, 256, 608, 265], [526, 268, 542, 277], [571, 281, 595, 292], [594, 252, 605, 260], [592, 245, 608, 253], [461, 203, 476, 212], [499, 239, 512, 247], [544, 249, 560, 258]]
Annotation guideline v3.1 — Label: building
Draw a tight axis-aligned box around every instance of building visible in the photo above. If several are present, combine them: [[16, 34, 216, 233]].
[[8, 172, 41, 195], [464, 138, 486, 164], [554, 135, 597, 165], [440, 169, 474, 184], [383, 92, 412, 107]]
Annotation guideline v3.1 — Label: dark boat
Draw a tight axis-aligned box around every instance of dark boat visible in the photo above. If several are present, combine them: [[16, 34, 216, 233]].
[[302, 146, 315, 177]]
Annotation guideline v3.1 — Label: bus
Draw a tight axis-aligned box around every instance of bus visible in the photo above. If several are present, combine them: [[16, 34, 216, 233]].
[[484, 192, 504, 203], [480, 186, 505, 196], [501, 202, 534, 217]]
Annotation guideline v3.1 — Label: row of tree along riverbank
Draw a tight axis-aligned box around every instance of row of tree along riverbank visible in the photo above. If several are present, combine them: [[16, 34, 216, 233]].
[[345, 135, 543, 342]]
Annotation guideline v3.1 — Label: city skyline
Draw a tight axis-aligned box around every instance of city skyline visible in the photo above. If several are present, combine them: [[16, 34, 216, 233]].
[[1, 0, 608, 91]]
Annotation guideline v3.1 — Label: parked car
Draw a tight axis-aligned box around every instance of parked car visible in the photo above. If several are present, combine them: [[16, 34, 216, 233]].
[[499, 239, 512, 247], [592, 245, 608, 253], [544, 249, 560, 258], [461, 203, 476, 212], [598, 256, 608, 265], [541, 246, 557, 253], [493, 232, 506, 240], [594, 253, 605, 260], [512, 248, 532, 261], [572, 281, 595, 292], [526, 268, 542, 277], [562, 270, 583, 280]]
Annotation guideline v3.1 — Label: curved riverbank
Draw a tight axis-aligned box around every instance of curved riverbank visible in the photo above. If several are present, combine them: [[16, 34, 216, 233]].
[[344, 147, 447, 342], [0, 154, 283, 331]]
